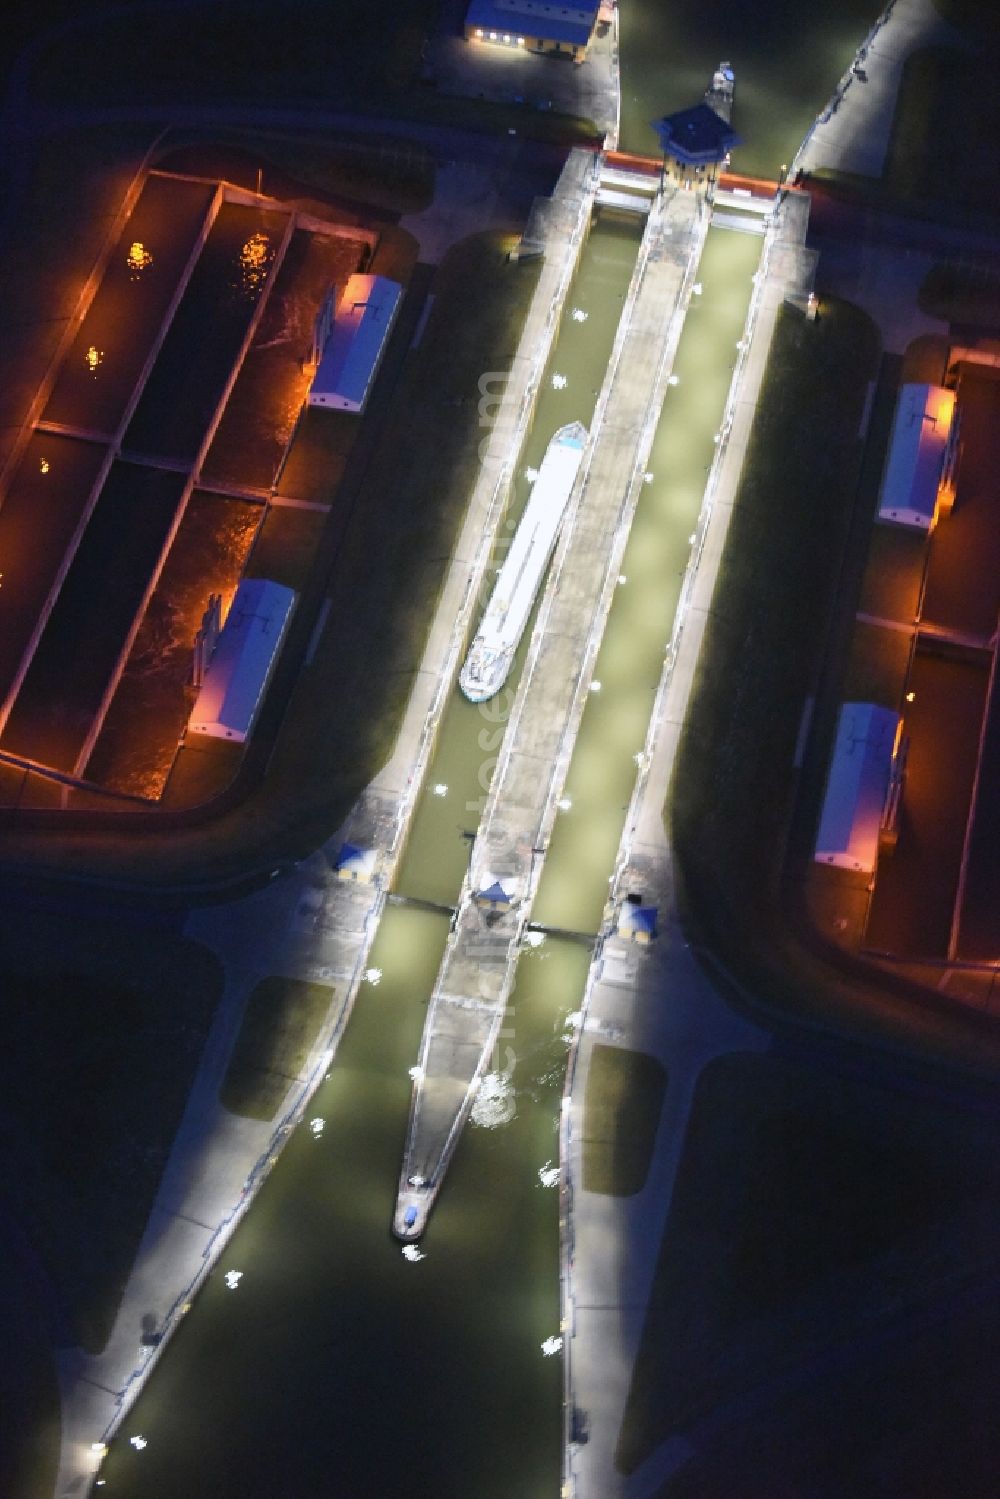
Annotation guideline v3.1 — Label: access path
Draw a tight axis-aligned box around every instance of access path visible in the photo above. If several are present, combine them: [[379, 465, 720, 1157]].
[[395, 183, 710, 1237]]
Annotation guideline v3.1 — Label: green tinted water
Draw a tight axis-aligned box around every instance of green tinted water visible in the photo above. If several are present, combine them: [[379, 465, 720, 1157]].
[[99, 219, 763, 1499], [533, 227, 764, 934], [394, 215, 642, 907]]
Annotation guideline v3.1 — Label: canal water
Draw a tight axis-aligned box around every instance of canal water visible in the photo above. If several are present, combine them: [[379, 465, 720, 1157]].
[[98, 217, 765, 1499], [100, 910, 588, 1497], [533, 226, 764, 935], [618, 0, 884, 177], [394, 214, 642, 909]]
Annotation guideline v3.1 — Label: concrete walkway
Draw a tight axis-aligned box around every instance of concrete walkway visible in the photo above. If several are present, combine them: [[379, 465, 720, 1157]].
[[563, 192, 816, 1499], [396, 185, 711, 1239], [793, 0, 969, 183], [53, 148, 596, 1499]]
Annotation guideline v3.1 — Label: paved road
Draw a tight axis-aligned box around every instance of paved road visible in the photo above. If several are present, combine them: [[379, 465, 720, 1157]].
[[51, 146, 596, 1499]]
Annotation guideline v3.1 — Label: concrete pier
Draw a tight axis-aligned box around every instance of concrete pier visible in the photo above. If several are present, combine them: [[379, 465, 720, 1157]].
[[394, 184, 710, 1238]]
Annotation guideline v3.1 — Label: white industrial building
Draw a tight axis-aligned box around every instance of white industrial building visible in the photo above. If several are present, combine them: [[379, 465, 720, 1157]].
[[464, 0, 600, 58], [187, 578, 296, 743], [308, 273, 402, 414], [877, 382, 957, 531], [814, 702, 904, 874]]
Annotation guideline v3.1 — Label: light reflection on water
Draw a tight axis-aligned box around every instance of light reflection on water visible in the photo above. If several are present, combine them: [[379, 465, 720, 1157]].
[[533, 225, 765, 935], [232, 230, 275, 300], [393, 216, 643, 909], [102, 915, 587, 1498]]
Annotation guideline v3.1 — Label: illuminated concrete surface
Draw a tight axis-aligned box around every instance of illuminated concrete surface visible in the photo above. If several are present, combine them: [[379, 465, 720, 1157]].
[[564, 193, 815, 1499], [425, 10, 620, 146], [793, 0, 964, 183], [396, 184, 710, 1238]]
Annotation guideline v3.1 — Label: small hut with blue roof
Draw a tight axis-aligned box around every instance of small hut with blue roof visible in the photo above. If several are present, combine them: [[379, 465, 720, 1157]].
[[652, 103, 738, 193]]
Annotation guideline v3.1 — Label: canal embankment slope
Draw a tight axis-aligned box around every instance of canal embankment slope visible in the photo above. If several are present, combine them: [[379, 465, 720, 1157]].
[[565, 3, 1000, 1489]]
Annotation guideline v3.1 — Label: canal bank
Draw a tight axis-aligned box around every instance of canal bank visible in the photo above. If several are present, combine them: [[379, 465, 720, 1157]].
[[391, 209, 643, 910], [54, 14, 881, 1499], [91, 906, 586, 1498]]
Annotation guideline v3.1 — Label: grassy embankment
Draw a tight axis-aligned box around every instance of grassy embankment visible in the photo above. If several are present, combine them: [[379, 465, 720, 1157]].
[[617, 1048, 1000, 1492], [158, 127, 437, 217], [0, 907, 223, 1498], [633, 280, 1000, 1491], [810, 31, 1000, 227], [0, 914, 223, 1352], [581, 1044, 667, 1196], [220, 976, 333, 1120]]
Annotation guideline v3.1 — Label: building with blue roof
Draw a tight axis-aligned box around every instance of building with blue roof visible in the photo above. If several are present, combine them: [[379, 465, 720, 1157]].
[[464, 0, 601, 60], [187, 578, 296, 744], [475, 878, 516, 910], [652, 103, 738, 191], [617, 900, 658, 945], [814, 703, 905, 874], [333, 842, 378, 883]]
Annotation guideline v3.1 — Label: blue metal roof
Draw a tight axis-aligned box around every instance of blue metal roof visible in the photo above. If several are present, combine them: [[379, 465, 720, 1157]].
[[620, 903, 658, 937], [481, 880, 512, 903], [466, 0, 596, 47], [652, 104, 739, 165]]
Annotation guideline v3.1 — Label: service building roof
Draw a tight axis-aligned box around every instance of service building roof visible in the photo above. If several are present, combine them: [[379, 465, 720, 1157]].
[[814, 702, 901, 873], [878, 383, 956, 530], [309, 274, 402, 414]]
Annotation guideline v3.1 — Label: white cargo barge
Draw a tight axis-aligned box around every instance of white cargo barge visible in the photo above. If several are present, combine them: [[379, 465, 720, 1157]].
[[460, 420, 587, 703]]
